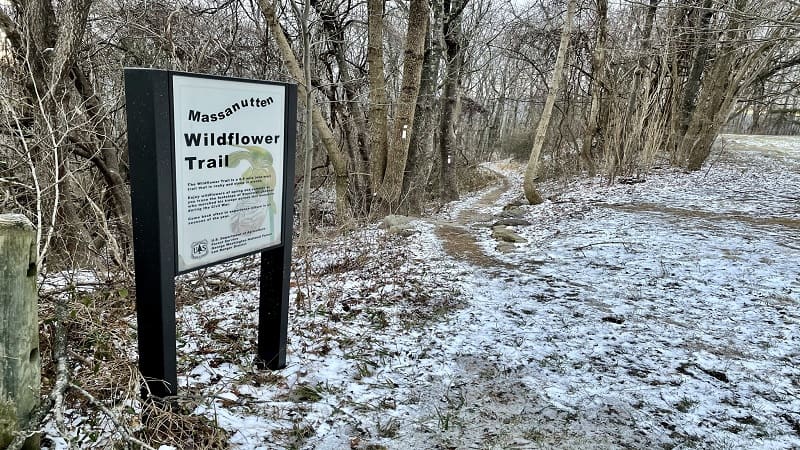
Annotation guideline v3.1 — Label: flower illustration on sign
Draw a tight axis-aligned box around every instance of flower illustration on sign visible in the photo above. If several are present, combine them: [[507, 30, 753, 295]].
[[226, 145, 277, 235]]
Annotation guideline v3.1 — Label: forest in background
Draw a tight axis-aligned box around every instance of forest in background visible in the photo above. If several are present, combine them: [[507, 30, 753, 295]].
[[1, 0, 799, 270]]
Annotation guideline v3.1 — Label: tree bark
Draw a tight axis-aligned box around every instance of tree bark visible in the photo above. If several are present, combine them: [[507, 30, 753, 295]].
[[580, 0, 608, 175], [295, 0, 314, 240], [438, 0, 469, 203], [70, 66, 133, 244], [377, 0, 430, 211], [312, 0, 371, 211], [614, 0, 659, 173], [523, 0, 575, 204], [677, 0, 715, 137], [487, 93, 506, 159], [680, 0, 749, 170], [367, 0, 390, 200], [3, 0, 132, 257], [402, 11, 442, 214], [749, 82, 764, 134]]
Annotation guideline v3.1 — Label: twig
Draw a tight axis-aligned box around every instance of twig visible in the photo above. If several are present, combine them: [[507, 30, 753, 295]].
[[702, 136, 728, 180], [69, 383, 158, 450], [38, 279, 125, 297], [52, 304, 70, 443], [573, 241, 635, 251]]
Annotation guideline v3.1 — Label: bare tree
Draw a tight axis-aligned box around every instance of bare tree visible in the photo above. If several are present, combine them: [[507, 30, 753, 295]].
[[438, 0, 469, 202], [257, 0, 352, 220], [312, 0, 372, 214], [580, 0, 608, 175], [376, 0, 430, 212], [291, 0, 315, 240], [523, 0, 574, 204], [402, 0, 443, 213], [0, 0, 134, 262], [367, 0, 390, 202]]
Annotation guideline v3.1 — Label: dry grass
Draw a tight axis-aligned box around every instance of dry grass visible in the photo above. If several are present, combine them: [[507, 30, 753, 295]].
[[136, 399, 230, 449], [37, 270, 233, 449]]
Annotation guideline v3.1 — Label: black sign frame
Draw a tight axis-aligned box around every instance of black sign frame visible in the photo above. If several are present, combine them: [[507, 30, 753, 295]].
[[124, 68, 297, 398]]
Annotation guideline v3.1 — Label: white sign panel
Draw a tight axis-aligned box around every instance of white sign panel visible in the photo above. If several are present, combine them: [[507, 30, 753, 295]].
[[172, 75, 285, 272]]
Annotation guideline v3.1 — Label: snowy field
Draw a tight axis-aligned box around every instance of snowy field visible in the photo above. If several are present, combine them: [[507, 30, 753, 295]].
[[45, 135, 799, 449]]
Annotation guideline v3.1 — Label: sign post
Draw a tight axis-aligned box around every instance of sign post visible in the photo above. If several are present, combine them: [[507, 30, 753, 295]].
[[125, 69, 296, 398]]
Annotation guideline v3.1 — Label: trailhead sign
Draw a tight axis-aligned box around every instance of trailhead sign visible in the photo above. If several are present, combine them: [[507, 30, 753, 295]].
[[173, 75, 286, 272], [125, 69, 296, 399]]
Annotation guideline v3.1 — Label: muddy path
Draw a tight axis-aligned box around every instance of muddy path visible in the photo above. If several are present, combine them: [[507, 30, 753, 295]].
[[434, 170, 512, 268], [432, 169, 545, 275]]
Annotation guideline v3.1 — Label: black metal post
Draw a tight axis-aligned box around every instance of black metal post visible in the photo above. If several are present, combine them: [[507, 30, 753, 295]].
[[124, 69, 179, 398], [257, 84, 297, 369]]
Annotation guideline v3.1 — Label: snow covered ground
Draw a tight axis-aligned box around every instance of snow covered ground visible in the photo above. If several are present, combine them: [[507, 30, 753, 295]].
[[45, 135, 800, 449]]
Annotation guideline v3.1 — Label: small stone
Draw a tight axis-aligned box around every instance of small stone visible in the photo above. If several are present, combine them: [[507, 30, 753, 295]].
[[491, 225, 528, 243], [471, 213, 495, 223], [504, 199, 526, 208], [496, 242, 516, 253], [498, 207, 525, 218], [470, 222, 495, 229], [389, 225, 416, 237], [381, 214, 412, 229], [493, 218, 532, 227]]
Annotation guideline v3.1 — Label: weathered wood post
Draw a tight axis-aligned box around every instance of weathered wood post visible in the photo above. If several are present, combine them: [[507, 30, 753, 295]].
[[0, 214, 40, 449]]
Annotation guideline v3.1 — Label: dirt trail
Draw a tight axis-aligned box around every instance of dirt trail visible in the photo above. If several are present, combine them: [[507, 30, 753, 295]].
[[63, 139, 798, 449], [434, 172, 517, 269]]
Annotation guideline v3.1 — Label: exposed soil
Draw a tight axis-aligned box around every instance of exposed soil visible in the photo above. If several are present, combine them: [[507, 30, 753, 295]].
[[435, 169, 515, 269]]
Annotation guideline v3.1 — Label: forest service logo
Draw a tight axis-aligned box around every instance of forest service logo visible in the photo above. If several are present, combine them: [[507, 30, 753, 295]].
[[190, 239, 209, 259]]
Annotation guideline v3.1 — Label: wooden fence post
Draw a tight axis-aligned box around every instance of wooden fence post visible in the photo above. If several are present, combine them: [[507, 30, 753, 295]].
[[0, 214, 40, 449]]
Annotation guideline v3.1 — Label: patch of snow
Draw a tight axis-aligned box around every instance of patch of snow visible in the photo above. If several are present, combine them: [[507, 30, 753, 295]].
[[43, 136, 800, 449]]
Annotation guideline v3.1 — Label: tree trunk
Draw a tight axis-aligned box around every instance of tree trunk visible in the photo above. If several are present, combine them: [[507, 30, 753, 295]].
[[749, 82, 764, 134], [681, 49, 739, 170], [677, 0, 715, 137], [625, 0, 660, 121], [296, 0, 314, 240], [438, 0, 469, 203], [580, 0, 608, 175], [614, 0, 659, 173], [523, 0, 575, 204], [483, 96, 504, 159], [367, 0, 390, 200], [680, 0, 749, 170], [402, 12, 442, 214], [4, 0, 95, 262], [3, 0, 132, 251], [71, 66, 133, 245], [377, 0, 430, 212], [313, 1, 371, 210]]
